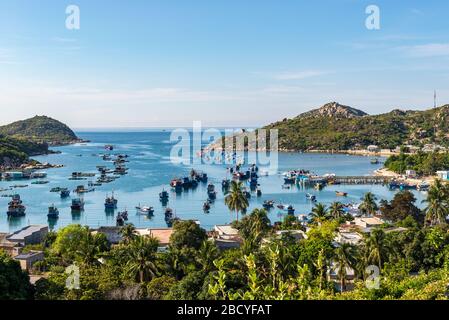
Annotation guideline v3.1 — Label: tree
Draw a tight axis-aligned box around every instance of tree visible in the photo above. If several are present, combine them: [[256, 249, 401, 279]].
[[363, 228, 390, 269], [329, 201, 346, 220], [359, 192, 378, 216], [126, 236, 159, 283], [334, 243, 357, 292], [422, 179, 449, 226], [225, 181, 249, 221], [196, 240, 219, 272], [310, 203, 329, 225], [169, 220, 207, 250], [380, 191, 423, 223], [0, 250, 33, 300], [146, 275, 177, 300], [120, 223, 137, 244]]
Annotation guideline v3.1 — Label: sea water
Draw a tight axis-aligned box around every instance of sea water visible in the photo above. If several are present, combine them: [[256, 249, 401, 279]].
[[0, 131, 427, 233]]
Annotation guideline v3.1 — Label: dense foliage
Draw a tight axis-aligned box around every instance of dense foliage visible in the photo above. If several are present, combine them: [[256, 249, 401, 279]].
[[0, 115, 78, 145], [384, 151, 449, 175], [223, 103, 449, 151]]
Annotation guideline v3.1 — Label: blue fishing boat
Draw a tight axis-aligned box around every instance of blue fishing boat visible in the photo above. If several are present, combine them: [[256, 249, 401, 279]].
[[71, 198, 84, 212], [207, 184, 217, 200], [160, 190, 169, 202], [48, 205, 59, 219], [7, 194, 26, 217]]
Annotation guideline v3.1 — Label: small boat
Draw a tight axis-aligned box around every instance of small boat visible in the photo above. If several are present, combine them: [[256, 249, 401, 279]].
[[105, 194, 118, 210], [263, 200, 274, 209], [256, 188, 262, 197], [48, 205, 59, 219], [207, 184, 217, 200], [243, 190, 251, 199], [136, 205, 154, 215], [7, 194, 26, 217], [105, 144, 114, 151], [306, 193, 317, 201], [118, 210, 128, 221], [417, 182, 430, 191], [71, 198, 84, 212], [60, 189, 70, 198], [370, 158, 379, 164], [31, 180, 49, 185], [287, 205, 295, 215], [336, 191, 348, 197], [160, 190, 169, 202], [221, 179, 230, 189], [203, 201, 211, 212], [116, 214, 124, 226], [314, 183, 324, 191]]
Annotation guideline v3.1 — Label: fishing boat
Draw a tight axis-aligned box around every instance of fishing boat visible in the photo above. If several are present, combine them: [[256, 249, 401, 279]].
[[263, 200, 274, 209], [71, 198, 84, 212], [47, 205, 59, 219], [164, 207, 174, 223], [6, 194, 26, 217], [287, 205, 295, 215], [335, 191, 348, 197], [243, 190, 251, 199], [105, 193, 118, 210], [105, 144, 114, 151], [203, 201, 211, 212], [314, 182, 324, 191], [284, 176, 296, 184], [221, 179, 230, 189], [207, 184, 217, 200], [118, 210, 128, 221], [256, 188, 262, 197], [60, 188, 70, 198], [370, 158, 379, 164], [116, 214, 124, 226], [170, 179, 183, 193], [135, 204, 154, 215], [306, 193, 317, 201], [159, 190, 169, 202], [31, 180, 49, 185], [417, 182, 430, 191]]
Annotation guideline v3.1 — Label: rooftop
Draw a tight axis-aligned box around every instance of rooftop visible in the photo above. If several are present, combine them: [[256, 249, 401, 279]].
[[136, 228, 173, 246], [6, 225, 48, 242], [14, 251, 44, 260]]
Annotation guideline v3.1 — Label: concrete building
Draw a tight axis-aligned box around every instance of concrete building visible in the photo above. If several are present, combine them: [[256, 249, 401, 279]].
[[0, 233, 23, 256], [436, 171, 449, 180], [14, 251, 44, 271], [211, 225, 242, 250], [6, 225, 48, 246]]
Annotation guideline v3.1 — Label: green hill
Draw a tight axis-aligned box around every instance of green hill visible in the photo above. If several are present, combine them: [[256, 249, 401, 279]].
[[0, 115, 79, 145], [263, 102, 449, 151], [0, 116, 79, 168], [210, 101, 449, 152]]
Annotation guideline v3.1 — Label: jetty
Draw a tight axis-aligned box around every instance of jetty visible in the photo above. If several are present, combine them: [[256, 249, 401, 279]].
[[330, 176, 392, 185]]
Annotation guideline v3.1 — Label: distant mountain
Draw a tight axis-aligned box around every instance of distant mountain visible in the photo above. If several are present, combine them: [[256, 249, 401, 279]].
[[0, 116, 79, 168], [0, 116, 79, 145], [298, 102, 368, 119], [264, 102, 449, 151], [210, 102, 449, 152]]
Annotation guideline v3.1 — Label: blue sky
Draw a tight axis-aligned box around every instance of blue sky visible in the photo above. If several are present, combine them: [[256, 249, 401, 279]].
[[0, 0, 448, 128]]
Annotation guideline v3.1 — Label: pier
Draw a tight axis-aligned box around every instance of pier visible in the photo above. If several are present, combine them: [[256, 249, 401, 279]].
[[330, 176, 392, 185]]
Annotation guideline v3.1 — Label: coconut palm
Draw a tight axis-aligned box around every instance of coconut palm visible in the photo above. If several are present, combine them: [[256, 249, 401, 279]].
[[310, 203, 329, 225], [329, 201, 346, 220], [334, 243, 357, 292], [120, 223, 137, 245], [225, 181, 249, 221], [359, 192, 378, 216], [126, 235, 159, 283], [422, 179, 449, 226], [363, 228, 389, 269]]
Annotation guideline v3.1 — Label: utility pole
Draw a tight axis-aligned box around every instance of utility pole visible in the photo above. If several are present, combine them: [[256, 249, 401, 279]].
[[434, 90, 437, 108]]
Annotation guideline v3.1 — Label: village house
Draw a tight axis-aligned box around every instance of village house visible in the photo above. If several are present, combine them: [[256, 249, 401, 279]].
[[211, 225, 242, 250], [367, 145, 380, 153], [14, 251, 44, 271], [136, 228, 174, 251], [6, 225, 48, 246], [436, 170, 449, 180], [0, 232, 23, 256]]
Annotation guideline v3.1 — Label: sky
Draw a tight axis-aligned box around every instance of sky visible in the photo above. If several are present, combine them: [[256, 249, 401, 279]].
[[0, 0, 449, 128]]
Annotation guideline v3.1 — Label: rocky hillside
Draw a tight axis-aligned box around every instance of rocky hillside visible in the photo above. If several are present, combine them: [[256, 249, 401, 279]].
[[0, 115, 79, 145], [211, 102, 449, 151], [0, 116, 78, 168]]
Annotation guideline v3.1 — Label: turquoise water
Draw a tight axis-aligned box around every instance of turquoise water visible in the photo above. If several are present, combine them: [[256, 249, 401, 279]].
[[0, 131, 427, 233]]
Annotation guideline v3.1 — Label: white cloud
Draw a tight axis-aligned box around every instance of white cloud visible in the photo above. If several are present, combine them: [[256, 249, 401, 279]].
[[273, 70, 329, 80], [402, 43, 449, 57]]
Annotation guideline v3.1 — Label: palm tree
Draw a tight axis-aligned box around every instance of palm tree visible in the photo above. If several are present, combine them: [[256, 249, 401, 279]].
[[120, 223, 137, 245], [363, 228, 389, 269], [359, 192, 378, 216], [196, 240, 219, 272], [225, 181, 249, 221], [329, 201, 345, 220], [334, 243, 357, 292], [310, 203, 329, 225], [422, 179, 449, 226], [126, 235, 159, 283]]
